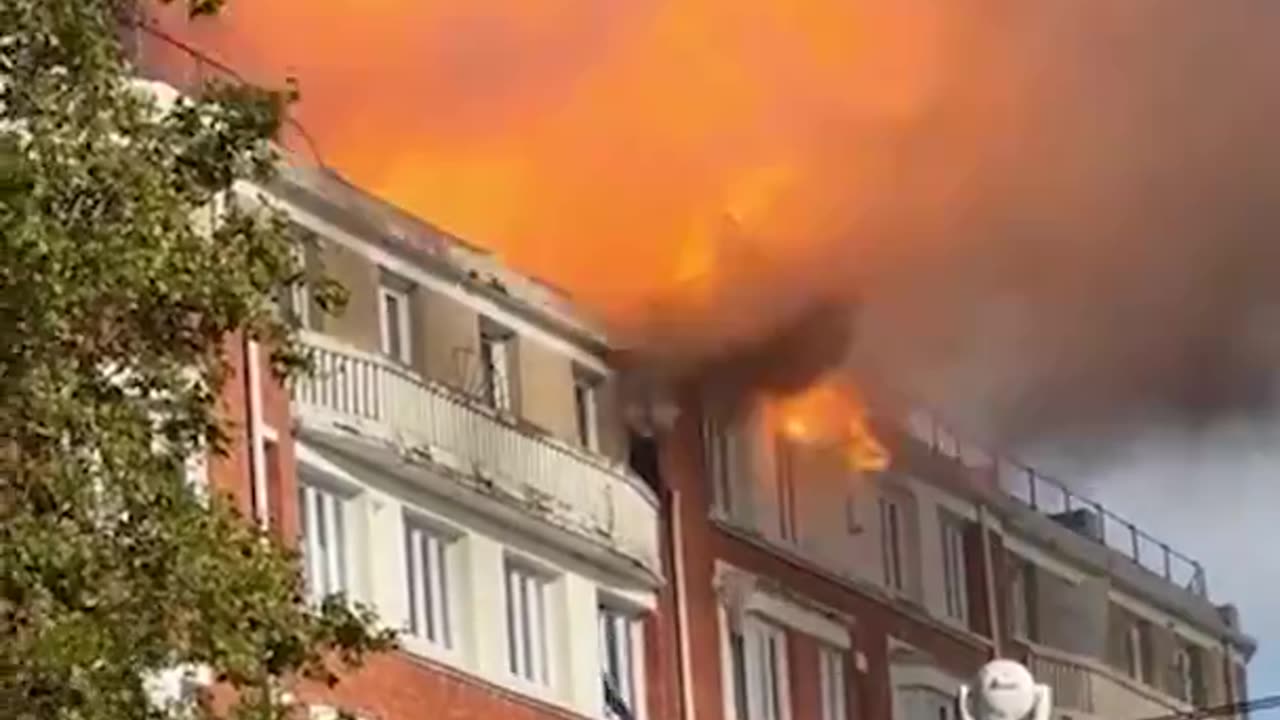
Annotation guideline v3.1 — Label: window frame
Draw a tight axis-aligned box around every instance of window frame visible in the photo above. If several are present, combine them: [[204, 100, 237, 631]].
[[288, 241, 313, 330], [574, 370, 602, 452], [775, 435, 799, 544], [403, 515, 458, 652], [599, 604, 644, 720], [722, 612, 791, 720], [378, 284, 412, 364], [1125, 622, 1146, 681], [938, 510, 969, 624], [898, 686, 954, 720], [880, 495, 904, 593], [479, 320, 516, 412], [1173, 647, 1194, 703], [505, 559, 553, 687], [750, 619, 790, 720], [297, 477, 355, 603], [819, 646, 848, 720], [703, 412, 736, 517]]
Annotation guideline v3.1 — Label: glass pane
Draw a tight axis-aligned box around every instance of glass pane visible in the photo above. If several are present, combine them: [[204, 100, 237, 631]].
[[406, 527, 420, 635], [383, 292, 402, 359]]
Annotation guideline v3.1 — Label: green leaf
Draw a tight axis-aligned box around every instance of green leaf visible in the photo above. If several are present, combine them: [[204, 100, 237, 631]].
[[0, 2, 390, 718]]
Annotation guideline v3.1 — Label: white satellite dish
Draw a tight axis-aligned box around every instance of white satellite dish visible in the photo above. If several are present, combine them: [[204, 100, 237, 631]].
[[958, 659, 1052, 720]]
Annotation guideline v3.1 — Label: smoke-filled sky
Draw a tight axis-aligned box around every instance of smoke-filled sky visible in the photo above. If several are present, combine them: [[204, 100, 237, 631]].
[[151, 0, 1280, 685], [153, 0, 1280, 433]]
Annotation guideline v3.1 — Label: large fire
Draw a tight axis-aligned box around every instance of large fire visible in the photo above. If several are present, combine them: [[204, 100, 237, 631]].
[[771, 376, 888, 473], [147, 0, 927, 469], [148, 0, 948, 318]]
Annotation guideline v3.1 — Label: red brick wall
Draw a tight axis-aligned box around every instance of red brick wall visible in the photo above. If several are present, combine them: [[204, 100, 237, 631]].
[[209, 333, 255, 516], [662, 405, 991, 720], [648, 487, 687, 720], [209, 334, 300, 543], [295, 652, 595, 720]]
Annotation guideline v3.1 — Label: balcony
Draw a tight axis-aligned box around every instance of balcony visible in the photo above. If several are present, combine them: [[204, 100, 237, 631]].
[[1028, 645, 1192, 720], [290, 332, 661, 578], [876, 398, 1208, 598]]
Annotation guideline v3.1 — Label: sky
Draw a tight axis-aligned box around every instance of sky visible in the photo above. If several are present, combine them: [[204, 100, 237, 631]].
[[1033, 421, 1280, 698]]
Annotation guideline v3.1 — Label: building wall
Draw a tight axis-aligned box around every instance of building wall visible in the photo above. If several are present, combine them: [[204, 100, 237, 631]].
[[297, 653, 593, 720], [662, 405, 993, 720], [203, 181, 654, 720], [308, 231, 608, 457], [195, 168, 1257, 720]]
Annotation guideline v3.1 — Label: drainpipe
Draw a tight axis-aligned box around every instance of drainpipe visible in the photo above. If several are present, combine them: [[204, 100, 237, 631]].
[[979, 504, 1002, 657], [670, 487, 697, 720], [243, 336, 270, 529]]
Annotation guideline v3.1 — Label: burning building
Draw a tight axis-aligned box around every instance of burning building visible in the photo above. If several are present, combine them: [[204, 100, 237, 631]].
[[128, 6, 1260, 720]]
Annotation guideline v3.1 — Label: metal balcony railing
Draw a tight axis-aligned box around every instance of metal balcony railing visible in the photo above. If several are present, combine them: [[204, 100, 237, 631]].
[[291, 334, 660, 571], [872, 390, 1208, 598]]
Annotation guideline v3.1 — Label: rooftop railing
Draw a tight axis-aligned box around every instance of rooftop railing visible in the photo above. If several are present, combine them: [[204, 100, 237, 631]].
[[875, 390, 1208, 598], [121, 15, 325, 167]]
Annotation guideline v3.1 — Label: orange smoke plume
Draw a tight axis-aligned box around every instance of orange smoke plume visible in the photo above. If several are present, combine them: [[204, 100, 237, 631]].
[[141, 0, 959, 466], [147, 0, 949, 327]]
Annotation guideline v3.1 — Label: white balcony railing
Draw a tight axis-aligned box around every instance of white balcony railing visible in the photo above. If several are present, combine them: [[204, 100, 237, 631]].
[[290, 333, 660, 573], [1029, 650, 1096, 714], [1028, 645, 1193, 720]]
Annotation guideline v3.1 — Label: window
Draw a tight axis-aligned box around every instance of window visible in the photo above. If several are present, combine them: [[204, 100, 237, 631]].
[[845, 487, 861, 535], [898, 687, 953, 720], [574, 370, 601, 451], [1125, 622, 1148, 682], [404, 519, 454, 649], [379, 285, 412, 364], [880, 496, 904, 592], [725, 616, 789, 720], [703, 413, 736, 515], [505, 562, 551, 685], [1006, 555, 1037, 642], [280, 241, 320, 330], [819, 647, 848, 720], [298, 481, 349, 601], [939, 511, 969, 623], [775, 436, 799, 543], [752, 621, 789, 720], [600, 606, 640, 720], [729, 627, 750, 720], [1174, 644, 1206, 706], [480, 321, 515, 411], [1173, 648, 1193, 703]]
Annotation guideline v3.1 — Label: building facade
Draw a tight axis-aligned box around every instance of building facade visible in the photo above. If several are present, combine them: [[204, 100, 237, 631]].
[[205, 165, 669, 720], [669, 392, 1256, 720], [134, 33, 1257, 719], [197, 155, 1255, 720]]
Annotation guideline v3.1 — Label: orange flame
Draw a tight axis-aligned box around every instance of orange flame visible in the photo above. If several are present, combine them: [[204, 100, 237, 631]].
[[150, 0, 949, 323], [147, 0, 930, 466], [770, 377, 888, 473]]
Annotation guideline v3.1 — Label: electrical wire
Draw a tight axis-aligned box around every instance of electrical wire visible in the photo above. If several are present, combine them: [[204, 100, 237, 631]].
[[1134, 694, 1280, 720]]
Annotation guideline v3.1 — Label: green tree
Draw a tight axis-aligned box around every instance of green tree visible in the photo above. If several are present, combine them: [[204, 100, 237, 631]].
[[0, 1, 394, 718]]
